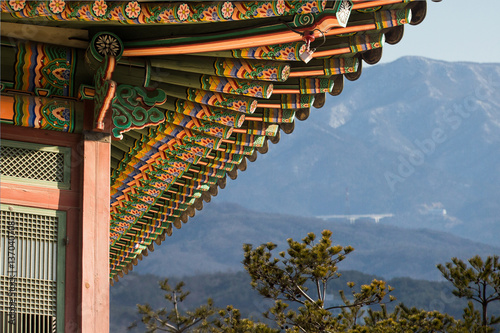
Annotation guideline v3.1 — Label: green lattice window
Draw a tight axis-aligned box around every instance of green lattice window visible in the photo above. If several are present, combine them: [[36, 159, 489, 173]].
[[0, 140, 71, 189], [0, 204, 66, 333]]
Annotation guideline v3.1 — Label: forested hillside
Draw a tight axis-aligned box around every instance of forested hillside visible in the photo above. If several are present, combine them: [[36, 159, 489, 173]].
[[133, 203, 500, 281], [111, 270, 500, 332]]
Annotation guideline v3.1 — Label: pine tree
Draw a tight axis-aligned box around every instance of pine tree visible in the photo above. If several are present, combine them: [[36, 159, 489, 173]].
[[242, 230, 393, 332], [437, 255, 500, 331]]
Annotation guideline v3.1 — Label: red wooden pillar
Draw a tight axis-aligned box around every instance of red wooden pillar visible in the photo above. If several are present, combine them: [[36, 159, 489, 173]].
[[79, 104, 111, 333]]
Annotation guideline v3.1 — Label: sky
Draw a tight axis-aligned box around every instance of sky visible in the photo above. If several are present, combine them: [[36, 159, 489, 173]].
[[380, 0, 500, 64]]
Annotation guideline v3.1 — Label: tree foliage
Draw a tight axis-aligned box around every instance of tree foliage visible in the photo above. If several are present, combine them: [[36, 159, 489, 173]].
[[437, 255, 500, 329], [131, 279, 215, 332], [130, 232, 500, 333], [209, 305, 279, 333], [351, 303, 461, 333], [242, 230, 393, 332]]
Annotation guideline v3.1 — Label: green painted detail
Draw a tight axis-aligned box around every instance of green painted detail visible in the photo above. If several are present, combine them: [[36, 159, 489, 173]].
[[156, 154, 191, 172], [374, 9, 410, 30], [200, 75, 273, 99], [186, 88, 257, 114], [36, 98, 76, 131], [233, 133, 265, 147], [90, 32, 124, 62], [173, 98, 246, 127], [349, 33, 383, 53], [167, 140, 211, 159], [214, 58, 291, 82], [78, 84, 95, 100], [292, 12, 315, 28], [122, 1, 328, 48], [357, 6, 382, 13], [14, 41, 77, 97], [1, 94, 82, 133], [112, 85, 167, 139], [232, 42, 304, 61], [144, 59, 152, 87], [165, 109, 232, 140], [281, 93, 314, 109], [299, 78, 334, 94], [261, 108, 296, 123], [3, 1, 325, 25], [0, 81, 14, 92], [323, 57, 359, 76], [162, 146, 202, 164]]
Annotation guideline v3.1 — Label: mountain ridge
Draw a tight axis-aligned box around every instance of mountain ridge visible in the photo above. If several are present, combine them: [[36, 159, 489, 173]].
[[213, 56, 500, 247]]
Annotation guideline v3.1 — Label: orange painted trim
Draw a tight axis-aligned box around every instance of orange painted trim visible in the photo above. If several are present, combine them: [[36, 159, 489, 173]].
[[352, 0, 403, 10], [326, 23, 377, 37], [257, 103, 281, 108], [272, 89, 301, 94], [289, 70, 325, 78], [96, 56, 117, 131], [96, 81, 116, 130], [232, 128, 248, 134], [244, 116, 264, 121], [312, 46, 351, 58], [0, 95, 15, 121], [123, 16, 341, 57]]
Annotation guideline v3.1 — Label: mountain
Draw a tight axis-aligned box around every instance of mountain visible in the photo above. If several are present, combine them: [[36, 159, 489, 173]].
[[213, 56, 500, 247], [134, 203, 500, 281]]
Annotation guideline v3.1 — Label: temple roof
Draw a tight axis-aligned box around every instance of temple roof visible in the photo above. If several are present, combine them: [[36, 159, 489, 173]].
[[0, 0, 427, 283]]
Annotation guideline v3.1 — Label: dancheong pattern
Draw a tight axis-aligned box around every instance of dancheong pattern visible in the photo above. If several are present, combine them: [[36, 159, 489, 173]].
[[185, 89, 258, 114], [214, 58, 291, 82], [8, 95, 78, 132], [14, 41, 76, 97], [0, 0, 421, 281], [1, 0, 326, 24], [111, 85, 167, 139], [233, 42, 306, 61], [200, 75, 273, 99], [172, 100, 246, 128]]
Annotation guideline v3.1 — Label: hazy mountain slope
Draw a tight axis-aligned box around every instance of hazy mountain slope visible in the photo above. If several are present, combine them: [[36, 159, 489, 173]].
[[214, 57, 500, 246], [134, 203, 500, 281]]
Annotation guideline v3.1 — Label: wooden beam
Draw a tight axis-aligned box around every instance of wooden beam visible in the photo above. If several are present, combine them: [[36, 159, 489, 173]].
[[0, 22, 88, 48], [80, 130, 110, 333]]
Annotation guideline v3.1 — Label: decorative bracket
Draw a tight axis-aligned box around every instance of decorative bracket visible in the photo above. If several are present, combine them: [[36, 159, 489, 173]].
[[111, 85, 167, 139], [93, 54, 117, 131], [87, 31, 167, 137], [334, 0, 353, 28]]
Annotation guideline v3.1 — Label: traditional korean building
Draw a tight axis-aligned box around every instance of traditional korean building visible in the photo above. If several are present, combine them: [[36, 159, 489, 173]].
[[0, 0, 427, 332]]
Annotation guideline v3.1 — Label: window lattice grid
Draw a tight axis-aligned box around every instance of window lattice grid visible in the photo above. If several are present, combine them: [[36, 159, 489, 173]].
[[0, 277, 56, 316], [0, 210, 58, 279], [0, 211, 58, 242], [0, 208, 59, 320], [0, 145, 65, 183]]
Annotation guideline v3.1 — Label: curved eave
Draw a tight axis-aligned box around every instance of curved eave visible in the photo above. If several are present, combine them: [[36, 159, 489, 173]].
[[0, 0, 427, 284]]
